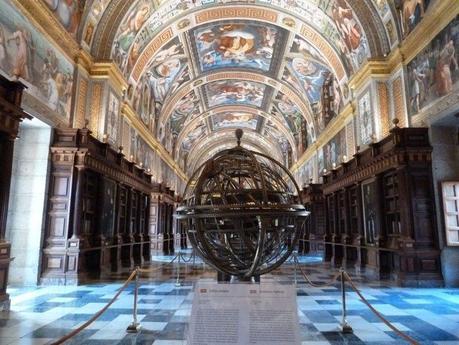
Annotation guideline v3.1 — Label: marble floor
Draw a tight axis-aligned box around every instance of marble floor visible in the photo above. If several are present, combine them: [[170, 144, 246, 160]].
[[2, 253, 459, 345]]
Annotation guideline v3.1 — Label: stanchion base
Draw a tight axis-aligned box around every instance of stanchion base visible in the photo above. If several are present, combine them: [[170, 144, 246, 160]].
[[175, 282, 181, 287], [340, 322, 353, 334], [126, 322, 141, 333]]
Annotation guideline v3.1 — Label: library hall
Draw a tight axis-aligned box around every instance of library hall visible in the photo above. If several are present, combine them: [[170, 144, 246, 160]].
[[0, 0, 459, 344]]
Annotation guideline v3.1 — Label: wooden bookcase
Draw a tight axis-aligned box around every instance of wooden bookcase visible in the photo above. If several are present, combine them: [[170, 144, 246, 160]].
[[300, 184, 325, 255], [319, 127, 443, 286], [41, 128, 153, 285]]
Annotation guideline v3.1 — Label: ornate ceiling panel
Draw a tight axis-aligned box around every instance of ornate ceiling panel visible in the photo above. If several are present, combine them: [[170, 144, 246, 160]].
[[204, 80, 268, 108], [74, 0, 395, 171], [189, 20, 287, 74], [211, 112, 259, 131]]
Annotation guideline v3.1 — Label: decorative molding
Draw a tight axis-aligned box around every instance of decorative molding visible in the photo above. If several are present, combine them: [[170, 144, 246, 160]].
[[74, 77, 88, 129], [411, 88, 459, 127], [195, 7, 278, 24], [392, 76, 407, 128], [348, 59, 394, 92], [88, 82, 104, 136], [378, 82, 390, 137], [131, 28, 174, 82], [121, 103, 188, 182], [345, 120, 355, 158], [90, 62, 128, 95], [299, 24, 346, 80]]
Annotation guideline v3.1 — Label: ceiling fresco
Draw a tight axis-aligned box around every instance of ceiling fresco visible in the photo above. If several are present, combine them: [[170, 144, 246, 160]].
[[271, 91, 309, 156], [128, 36, 191, 130], [211, 112, 259, 131], [34, 0, 398, 173], [282, 35, 344, 116], [180, 120, 207, 154], [104, 0, 377, 78], [204, 80, 267, 108], [188, 129, 285, 172], [191, 21, 286, 73]]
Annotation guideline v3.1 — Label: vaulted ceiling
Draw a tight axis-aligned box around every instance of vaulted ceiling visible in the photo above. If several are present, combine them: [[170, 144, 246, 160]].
[[81, 0, 393, 174]]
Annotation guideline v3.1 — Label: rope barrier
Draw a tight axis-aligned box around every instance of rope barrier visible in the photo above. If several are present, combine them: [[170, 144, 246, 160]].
[[50, 270, 137, 345], [292, 257, 420, 344], [49, 252, 186, 343], [50, 251, 420, 344], [138, 254, 179, 274], [179, 251, 196, 263], [343, 272, 420, 345], [293, 256, 340, 288]]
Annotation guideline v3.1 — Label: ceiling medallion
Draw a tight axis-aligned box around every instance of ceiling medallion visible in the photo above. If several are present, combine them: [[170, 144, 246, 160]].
[[177, 19, 190, 29], [193, 79, 204, 86], [282, 17, 295, 28]]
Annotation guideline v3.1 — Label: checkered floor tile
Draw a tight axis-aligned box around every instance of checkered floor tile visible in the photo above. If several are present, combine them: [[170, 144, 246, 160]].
[[2, 254, 459, 344]]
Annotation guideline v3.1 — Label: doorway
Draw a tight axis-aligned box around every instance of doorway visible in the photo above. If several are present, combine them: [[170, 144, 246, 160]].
[[5, 117, 52, 286]]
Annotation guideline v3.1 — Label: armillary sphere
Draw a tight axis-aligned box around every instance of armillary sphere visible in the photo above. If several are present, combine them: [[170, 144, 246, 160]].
[[175, 129, 309, 279]]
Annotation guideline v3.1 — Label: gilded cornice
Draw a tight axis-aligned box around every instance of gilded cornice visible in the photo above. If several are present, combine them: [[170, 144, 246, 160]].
[[121, 103, 188, 182], [90, 62, 128, 95], [290, 103, 354, 173], [75, 49, 94, 72], [348, 59, 393, 91]]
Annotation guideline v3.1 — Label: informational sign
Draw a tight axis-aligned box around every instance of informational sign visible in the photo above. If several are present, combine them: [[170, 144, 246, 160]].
[[187, 282, 301, 345]]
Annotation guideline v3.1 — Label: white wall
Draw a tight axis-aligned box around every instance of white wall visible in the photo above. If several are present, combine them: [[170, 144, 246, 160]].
[[5, 119, 51, 286], [430, 125, 459, 287]]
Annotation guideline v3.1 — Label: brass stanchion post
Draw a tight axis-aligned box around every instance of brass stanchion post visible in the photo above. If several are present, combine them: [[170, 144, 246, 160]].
[[126, 268, 141, 333], [175, 252, 181, 287], [293, 251, 298, 286], [339, 267, 353, 333]]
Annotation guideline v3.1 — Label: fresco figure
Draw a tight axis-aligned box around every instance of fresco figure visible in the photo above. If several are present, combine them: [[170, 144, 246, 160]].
[[399, 0, 429, 37], [181, 122, 206, 153], [213, 113, 257, 130], [329, 0, 368, 71], [332, 1, 362, 53], [117, 2, 151, 52], [264, 120, 291, 167], [283, 35, 343, 137], [194, 22, 282, 72], [0, 25, 9, 71], [207, 80, 265, 108], [44, 70, 59, 111], [106, 92, 119, 145], [435, 39, 458, 96], [44, 0, 82, 37], [410, 64, 426, 113], [274, 93, 308, 155], [407, 16, 459, 116], [7, 26, 31, 80], [148, 58, 181, 101], [0, 1, 73, 119], [359, 96, 373, 145]]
